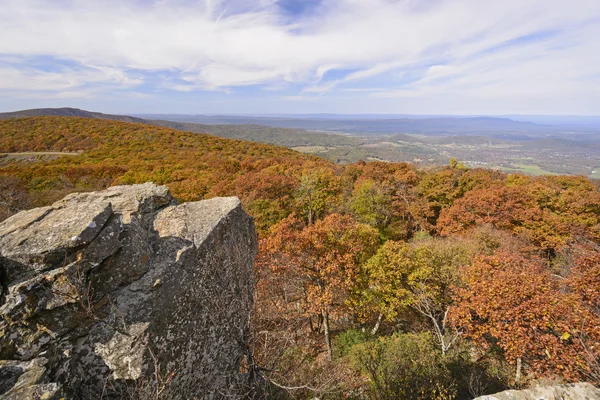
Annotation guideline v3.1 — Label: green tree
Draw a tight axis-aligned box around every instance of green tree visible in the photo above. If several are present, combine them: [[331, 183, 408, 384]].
[[351, 179, 393, 231], [353, 239, 472, 350]]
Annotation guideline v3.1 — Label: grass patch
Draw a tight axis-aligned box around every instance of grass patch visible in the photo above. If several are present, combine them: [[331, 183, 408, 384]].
[[501, 164, 555, 176], [291, 145, 335, 153]]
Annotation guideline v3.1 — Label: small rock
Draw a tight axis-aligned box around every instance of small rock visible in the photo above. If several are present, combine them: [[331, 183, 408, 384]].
[[474, 382, 600, 400]]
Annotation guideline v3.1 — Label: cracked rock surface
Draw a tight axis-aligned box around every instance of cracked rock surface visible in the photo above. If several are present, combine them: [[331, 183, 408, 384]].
[[0, 183, 257, 399], [474, 383, 600, 400]]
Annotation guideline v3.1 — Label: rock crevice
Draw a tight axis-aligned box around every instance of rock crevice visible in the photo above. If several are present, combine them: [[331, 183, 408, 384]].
[[0, 183, 257, 399]]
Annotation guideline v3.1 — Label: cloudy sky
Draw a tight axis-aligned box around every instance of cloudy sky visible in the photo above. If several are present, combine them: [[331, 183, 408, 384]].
[[1, 0, 599, 115]]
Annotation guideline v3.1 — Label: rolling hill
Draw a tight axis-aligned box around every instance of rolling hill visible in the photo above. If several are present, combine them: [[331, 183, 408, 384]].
[[0, 107, 363, 148], [0, 107, 149, 124], [2, 108, 600, 177], [0, 116, 330, 233]]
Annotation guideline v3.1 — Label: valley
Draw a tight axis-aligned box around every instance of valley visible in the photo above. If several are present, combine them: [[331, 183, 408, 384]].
[[146, 115, 600, 178]]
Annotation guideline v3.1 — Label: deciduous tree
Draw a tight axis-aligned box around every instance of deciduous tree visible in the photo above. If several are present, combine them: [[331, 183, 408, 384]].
[[263, 213, 379, 359], [453, 252, 600, 382]]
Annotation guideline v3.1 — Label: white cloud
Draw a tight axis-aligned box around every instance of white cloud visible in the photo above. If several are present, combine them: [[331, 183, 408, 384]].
[[373, 21, 600, 101], [0, 64, 142, 91], [0, 0, 599, 113]]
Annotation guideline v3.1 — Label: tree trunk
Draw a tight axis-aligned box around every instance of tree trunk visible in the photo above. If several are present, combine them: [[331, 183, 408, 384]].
[[371, 313, 383, 335], [322, 309, 332, 360], [515, 357, 522, 384]]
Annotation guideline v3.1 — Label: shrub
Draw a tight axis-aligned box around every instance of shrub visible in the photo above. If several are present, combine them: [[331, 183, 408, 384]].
[[347, 332, 457, 400], [334, 329, 373, 358]]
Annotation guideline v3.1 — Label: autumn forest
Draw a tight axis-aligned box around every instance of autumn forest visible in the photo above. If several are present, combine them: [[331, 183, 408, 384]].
[[1, 116, 599, 399]]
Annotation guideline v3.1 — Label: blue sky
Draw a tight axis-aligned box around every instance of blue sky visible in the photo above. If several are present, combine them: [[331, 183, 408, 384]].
[[1, 0, 599, 115]]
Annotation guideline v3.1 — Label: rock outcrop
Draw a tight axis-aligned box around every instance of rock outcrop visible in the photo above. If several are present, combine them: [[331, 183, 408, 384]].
[[475, 382, 600, 400], [0, 183, 257, 399]]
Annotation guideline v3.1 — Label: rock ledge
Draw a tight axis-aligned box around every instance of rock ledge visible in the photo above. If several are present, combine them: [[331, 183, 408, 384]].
[[0, 183, 257, 399]]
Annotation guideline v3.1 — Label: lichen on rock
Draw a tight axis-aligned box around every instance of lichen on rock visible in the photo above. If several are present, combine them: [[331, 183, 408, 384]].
[[0, 183, 257, 399]]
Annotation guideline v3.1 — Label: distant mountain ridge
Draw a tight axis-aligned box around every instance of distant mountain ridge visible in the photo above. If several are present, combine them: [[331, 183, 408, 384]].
[[0, 107, 148, 124], [2, 107, 542, 134], [137, 113, 547, 135], [4, 107, 598, 137]]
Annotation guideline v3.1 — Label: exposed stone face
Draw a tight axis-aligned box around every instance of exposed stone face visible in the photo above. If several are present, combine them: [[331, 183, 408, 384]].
[[0, 183, 257, 399], [474, 383, 600, 400]]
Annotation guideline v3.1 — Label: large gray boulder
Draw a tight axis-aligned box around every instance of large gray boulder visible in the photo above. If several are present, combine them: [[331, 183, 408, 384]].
[[0, 183, 257, 399], [475, 382, 600, 400]]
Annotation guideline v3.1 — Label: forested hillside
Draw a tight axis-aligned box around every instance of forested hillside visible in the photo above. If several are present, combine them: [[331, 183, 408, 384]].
[[0, 107, 149, 123], [1, 117, 599, 399], [3, 108, 599, 176]]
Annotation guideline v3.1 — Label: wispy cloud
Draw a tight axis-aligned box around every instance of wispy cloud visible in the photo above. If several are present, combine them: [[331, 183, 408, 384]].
[[0, 0, 599, 114], [0, 62, 142, 91]]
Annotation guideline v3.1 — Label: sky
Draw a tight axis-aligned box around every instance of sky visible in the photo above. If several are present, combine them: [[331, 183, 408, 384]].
[[1, 0, 599, 115]]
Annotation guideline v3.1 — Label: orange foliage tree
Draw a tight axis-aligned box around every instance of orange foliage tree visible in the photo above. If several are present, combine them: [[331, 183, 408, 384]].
[[453, 252, 600, 382], [262, 213, 379, 359]]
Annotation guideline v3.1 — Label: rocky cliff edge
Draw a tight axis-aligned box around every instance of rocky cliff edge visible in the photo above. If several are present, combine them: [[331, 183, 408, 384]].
[[0, 183, 257, 399]]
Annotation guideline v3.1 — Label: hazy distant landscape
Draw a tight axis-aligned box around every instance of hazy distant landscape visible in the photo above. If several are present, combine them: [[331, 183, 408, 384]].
[[2, 108, 599, 177], [139, 112, 600, 177]]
